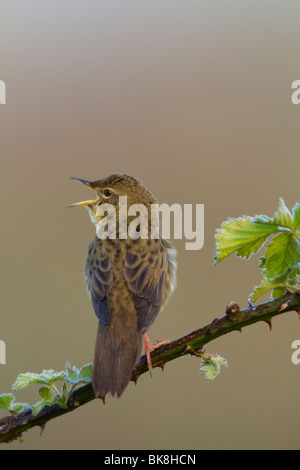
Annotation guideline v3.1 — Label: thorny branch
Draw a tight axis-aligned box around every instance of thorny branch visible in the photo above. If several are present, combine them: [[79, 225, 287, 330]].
[[0, 290, 299, 444]]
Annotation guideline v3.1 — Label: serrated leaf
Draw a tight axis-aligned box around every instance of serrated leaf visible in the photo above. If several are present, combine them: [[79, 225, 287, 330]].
[[0, 393, 29, 414], [12, 370, 66, 391], [214, 216, 279, 264], [64, 362, 80, 383], [13, 373, 49, 391], [77, 364, 93, 384], [249, 271, 298, 302], [262, 232, 300, 280], [41, 370, 68, 385], [272, 198, 293, 229], [0, 393, 14, 409], [63, 363, 92, 385], [31, 393, 63, 416], [199, 354, 228, 380], [11, 403, 30, 414]]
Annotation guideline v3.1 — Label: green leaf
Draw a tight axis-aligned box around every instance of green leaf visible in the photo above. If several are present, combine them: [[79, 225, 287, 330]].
[[12, 370, 66, 391], [250, 276, 285, 303], [31, 394, 61, 415], [0, 393, 29, 414], [214, 216, 279, 264], [63, 362, 92, 385], [0, 363, 93, 419], [272, 197, 293, 229], [65, 362, 80, 383], [199, 354, 228, 380], [261, 232, 300, 280], [64, 362, 92, 385], [215, 198, 300, 301], [57, 384, 69, 410], [38, 387, 52, 400], [250, 265, 300, 302], [31, 400, 47, 416], [77, 364, 93, 384], [272, 287, 287, 299], [292, 203, 300, 233]]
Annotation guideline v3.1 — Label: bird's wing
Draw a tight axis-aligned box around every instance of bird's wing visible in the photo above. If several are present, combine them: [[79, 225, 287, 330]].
[[84, 237, 113, 325], [123, 239, 168, 333]]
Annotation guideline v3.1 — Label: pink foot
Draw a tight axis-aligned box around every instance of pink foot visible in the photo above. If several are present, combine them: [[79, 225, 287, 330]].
[[142, 333, 171, 370]]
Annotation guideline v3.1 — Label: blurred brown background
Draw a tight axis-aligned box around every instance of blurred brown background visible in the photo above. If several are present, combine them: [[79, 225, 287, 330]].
[[1, 0, 299, 450]]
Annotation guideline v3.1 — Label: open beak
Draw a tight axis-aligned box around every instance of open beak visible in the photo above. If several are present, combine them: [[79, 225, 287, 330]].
[[68, 177, 98, 207]]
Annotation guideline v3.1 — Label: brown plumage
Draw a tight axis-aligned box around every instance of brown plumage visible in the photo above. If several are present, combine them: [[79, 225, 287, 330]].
[[70, 174, 177, 400]]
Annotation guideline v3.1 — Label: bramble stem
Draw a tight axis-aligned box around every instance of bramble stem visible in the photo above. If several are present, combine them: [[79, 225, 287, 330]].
[[0, 291, 299, 444]]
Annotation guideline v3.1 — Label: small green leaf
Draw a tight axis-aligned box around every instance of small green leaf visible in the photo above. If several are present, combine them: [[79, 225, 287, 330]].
[[250, 266, 300, 302], [250, 276, 283, 302], [0, 393, 14, 410], [65, 362, 80, 383], [31, 393, 63, 416], [38, 387, 52, 400], [12, 370, 66, 391], [199, 354, 228, 380], [13, 373, 49, 391], [77, 364, 93, 384], [63, 362, 92, 385], [0, 393, 29, 414]]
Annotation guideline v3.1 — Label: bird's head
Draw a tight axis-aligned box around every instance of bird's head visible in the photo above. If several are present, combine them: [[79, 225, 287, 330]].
[[69, 174, 157, 230]]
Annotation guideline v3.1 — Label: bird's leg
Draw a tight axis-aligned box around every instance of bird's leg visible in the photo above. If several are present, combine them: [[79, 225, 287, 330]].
[[142, 333, 171, 370]]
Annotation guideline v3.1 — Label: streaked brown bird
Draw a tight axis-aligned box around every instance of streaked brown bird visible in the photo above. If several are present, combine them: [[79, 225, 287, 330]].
[[70, 174, 177, 400]]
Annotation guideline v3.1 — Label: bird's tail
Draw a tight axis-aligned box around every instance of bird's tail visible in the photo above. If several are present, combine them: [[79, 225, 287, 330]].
[[92, 321, 143, 400]]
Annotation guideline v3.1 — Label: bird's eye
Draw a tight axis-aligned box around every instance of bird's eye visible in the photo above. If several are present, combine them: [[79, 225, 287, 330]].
[[103, 189, 113, 198]]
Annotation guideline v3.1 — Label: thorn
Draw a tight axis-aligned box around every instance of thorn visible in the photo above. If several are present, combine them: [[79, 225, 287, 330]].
[[264, 319, 272, 330], [132, 377, 138, 386], [181, 345, 191, 355], [296, 308, 300, 319], [39, 422, 46, 436], [160, 364, 165, 373], [101, 395, 106, 405]]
